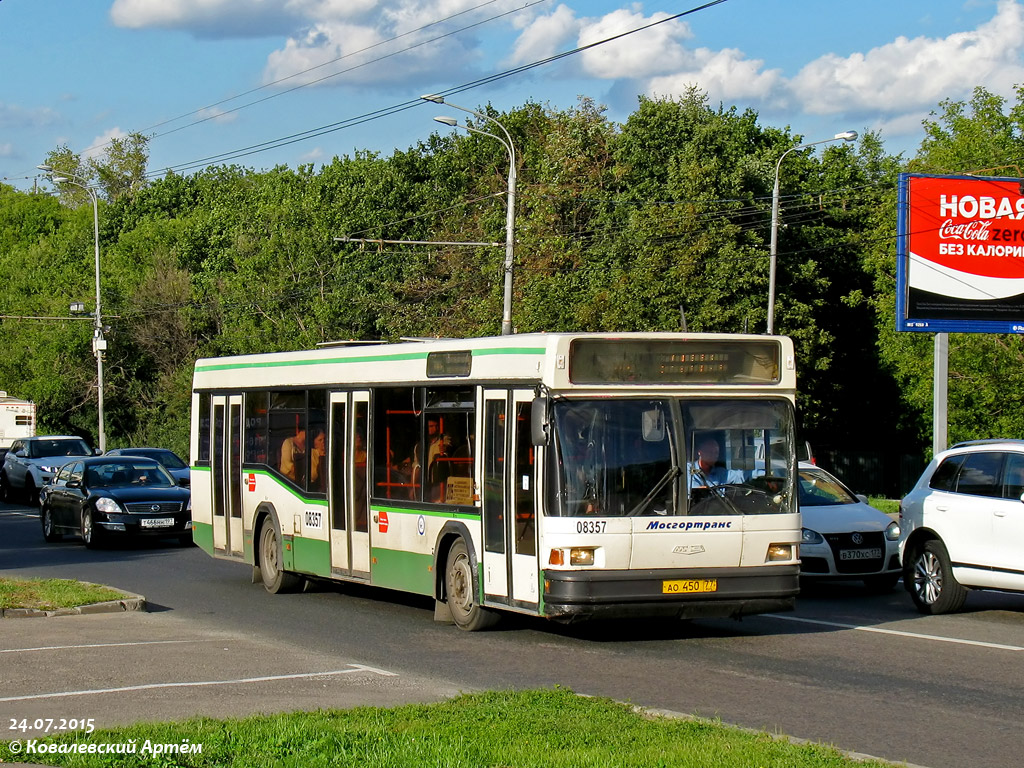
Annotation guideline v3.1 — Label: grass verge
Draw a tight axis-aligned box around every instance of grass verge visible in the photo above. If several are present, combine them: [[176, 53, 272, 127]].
[[0, 577, 126, 611], [868, 497, 899, 516], [0, 689, 900, 767]]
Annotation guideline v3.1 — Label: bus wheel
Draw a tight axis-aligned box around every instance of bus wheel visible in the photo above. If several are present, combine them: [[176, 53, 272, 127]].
[[259, 516, 302, 594], [445, 538, 498, 631]]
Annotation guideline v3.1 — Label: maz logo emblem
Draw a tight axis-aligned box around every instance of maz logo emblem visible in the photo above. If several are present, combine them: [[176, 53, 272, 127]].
[[672, 545, 706, 555]]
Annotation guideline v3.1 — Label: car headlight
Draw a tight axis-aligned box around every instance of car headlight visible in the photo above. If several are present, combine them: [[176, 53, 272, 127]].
[[885, 520, 901, 541], [801, 528, 824, 545], [186, 495, 192, 512], [94, 497, 122, 514], [39, 464, 60, 474]]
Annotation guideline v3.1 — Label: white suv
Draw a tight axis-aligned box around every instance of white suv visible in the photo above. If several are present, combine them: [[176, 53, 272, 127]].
[[900, 440, 1024, 614]]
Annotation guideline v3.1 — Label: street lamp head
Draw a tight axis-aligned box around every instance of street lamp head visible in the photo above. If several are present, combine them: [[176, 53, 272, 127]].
[[420, 93, 445, 104], [434, 116, 459, 127], [834, 130, 858, 142], [37, 164, 53, 172], [51, 176, 71, 184]]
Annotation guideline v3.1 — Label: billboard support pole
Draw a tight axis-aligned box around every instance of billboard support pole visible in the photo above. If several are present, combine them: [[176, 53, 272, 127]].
[[933, 332, 948, 455]]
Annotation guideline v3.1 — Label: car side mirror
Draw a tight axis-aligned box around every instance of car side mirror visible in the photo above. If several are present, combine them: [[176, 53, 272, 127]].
[[856, 494, 869, 504], [15, 450, 26, 458], [94, 448, 102, 456], [67, 480, 82, 489]]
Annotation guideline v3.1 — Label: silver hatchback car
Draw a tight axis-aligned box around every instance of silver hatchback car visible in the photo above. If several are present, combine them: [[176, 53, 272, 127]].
[[900, 440, 1024, 614]]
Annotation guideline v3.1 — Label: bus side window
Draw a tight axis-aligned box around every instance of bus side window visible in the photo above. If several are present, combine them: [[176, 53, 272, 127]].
[[373, 388, 418, 500]]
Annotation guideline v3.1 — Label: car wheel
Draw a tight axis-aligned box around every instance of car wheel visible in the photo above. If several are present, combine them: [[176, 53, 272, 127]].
[[81, 509, 103, 549], [907, 539, 968, 615], [22, 476, 37, 507], [445, 538, 499, 631], [258, 515, 302, 594], [41, 505, 62, 542], [863, 573, 900, 593]]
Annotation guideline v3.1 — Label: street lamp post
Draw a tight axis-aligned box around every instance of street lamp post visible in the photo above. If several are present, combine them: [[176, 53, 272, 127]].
[[421, 94, 517, 336], [37, 165, 106, 453], [767, 130, 858, 335]]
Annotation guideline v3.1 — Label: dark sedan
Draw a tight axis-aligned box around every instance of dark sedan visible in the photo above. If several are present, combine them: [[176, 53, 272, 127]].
[[40, 457, 192, 548], [105, 447, 191, 486]]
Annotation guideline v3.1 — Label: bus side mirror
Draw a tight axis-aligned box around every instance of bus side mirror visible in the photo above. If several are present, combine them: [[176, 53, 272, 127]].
[[531, 397, 550, 445]]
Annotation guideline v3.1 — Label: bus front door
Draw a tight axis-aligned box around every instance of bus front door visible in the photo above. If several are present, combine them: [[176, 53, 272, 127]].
[[481, 390, 539, 610], [211, 394, 243, 557]]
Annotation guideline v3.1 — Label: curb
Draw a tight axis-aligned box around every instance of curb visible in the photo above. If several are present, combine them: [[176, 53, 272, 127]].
[[0, 583, 146, 619], [629, 702, 929, 768]]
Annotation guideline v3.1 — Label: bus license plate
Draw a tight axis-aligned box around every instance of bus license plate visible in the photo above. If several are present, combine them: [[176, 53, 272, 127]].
[[662, 579, 717, 594], [839, 548, 881, 560], [141, 517, 174, 529]]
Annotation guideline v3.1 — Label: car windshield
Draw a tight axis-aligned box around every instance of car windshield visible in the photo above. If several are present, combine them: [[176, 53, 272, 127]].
[[547, 398, 797, 517], [86, 460, 175, 488], [798, 469, 857, 506], [30, 439, 91, 458]]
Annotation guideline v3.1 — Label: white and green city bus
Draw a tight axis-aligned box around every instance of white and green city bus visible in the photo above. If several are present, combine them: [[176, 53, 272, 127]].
[[190, 333, 801, 630]]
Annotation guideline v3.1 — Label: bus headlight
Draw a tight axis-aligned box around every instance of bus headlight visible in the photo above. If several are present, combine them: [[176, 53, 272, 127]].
[[569, 548, 596, 566], [766, 543, 795, 562], [548, 547, 598, 566]]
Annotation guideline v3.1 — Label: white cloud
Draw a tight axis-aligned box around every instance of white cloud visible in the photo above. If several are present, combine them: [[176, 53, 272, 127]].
[[0, 143, 14, 158], [790, 0, 1024, 115], [646, 48, 785, 106], [111, 0, 303, 37], [506, 4, 578, 64], [577, 8, 691, 79], [84, 128, 129, 161], [0, 102, 60, 130], [260, 2, 524, 89], [198, 106, 238, 125]]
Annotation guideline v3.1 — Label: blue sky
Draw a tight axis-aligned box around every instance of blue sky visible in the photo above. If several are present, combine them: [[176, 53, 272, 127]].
[[1, 0, 1020, 190]]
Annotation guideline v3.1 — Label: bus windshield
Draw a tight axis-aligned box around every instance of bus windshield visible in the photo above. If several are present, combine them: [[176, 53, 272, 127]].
[[549, 398, 795, 517]]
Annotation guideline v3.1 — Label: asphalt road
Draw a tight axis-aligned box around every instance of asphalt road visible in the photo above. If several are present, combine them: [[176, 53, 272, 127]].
[[3, 501, 1023, 768]]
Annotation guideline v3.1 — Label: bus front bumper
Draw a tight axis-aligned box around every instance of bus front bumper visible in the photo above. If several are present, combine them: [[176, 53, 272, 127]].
[[542, 565, 799, 622]]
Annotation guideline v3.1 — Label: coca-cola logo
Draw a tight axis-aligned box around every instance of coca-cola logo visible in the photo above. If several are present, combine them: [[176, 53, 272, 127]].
[[939, 219, 992, 241]]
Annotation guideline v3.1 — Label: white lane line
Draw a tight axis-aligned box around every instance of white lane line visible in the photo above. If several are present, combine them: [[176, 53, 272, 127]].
[[0, 665, 398, 703], [766, 613, 1024, 651], [1, 640, 197, 654]]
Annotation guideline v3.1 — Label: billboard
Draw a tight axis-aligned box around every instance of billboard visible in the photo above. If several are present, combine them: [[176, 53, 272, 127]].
[[897, 172, 1024, 333]]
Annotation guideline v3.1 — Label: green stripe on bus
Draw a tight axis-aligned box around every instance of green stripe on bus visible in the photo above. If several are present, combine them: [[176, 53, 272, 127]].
[[248, 468, 329, 505], [373, 504, 480, 520], [194, 346, 546, 373], [370, 547, 434, 596], [292, 535, 331, 578], [192, 465, 211, 472]]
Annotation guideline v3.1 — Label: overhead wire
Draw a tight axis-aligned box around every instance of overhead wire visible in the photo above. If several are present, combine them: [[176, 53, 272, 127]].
[[147, 0, 730, 177]]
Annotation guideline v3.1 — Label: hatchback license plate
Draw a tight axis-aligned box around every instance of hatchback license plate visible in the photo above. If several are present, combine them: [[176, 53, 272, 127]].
[[662, 579, 717, 594], [140, 517, 174, 529], [839, 548, 882, 560]]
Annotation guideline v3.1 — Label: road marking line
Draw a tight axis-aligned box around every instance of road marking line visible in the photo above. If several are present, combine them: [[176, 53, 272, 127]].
[[0, 666, 398, 703], [766, 613, 1024, 651], [0, 640, 198, 654]]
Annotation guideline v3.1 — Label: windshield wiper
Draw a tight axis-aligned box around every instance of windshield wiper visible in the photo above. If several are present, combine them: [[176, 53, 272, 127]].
[[689, 464, 743, 516], [627, 465, 681, 517]]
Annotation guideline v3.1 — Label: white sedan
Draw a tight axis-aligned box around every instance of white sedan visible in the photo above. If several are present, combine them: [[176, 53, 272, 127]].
[[798, 463, 902, 592]]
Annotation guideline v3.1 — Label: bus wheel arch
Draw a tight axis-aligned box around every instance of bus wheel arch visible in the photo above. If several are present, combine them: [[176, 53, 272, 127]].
[[254, 504, 303, 594], [434, 524, 498, 631]]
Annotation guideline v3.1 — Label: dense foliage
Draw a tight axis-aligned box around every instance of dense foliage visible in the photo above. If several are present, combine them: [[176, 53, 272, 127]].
[[1, 88, 1021, 464]]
